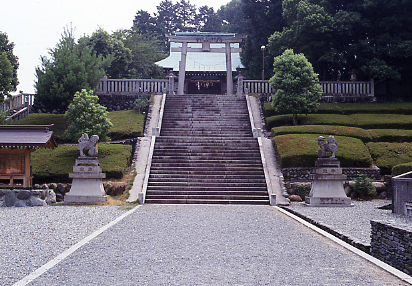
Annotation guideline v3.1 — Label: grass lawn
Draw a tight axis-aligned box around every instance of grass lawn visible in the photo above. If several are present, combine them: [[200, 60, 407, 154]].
[[367, 142, 412, 175], [14, 110, 145, 142], [107, 110, 145, 140], [31, 144, 132, 183]]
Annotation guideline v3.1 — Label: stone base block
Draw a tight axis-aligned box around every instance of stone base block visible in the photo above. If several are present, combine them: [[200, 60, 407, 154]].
[[64, 194, 107, 204], [64, 178, 106, 204], [305, 196, 353, 207]]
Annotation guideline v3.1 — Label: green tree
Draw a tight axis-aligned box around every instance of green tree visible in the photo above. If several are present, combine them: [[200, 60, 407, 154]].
[[120, 30, 166, 79], [0, 52, 13, 103], [0, 32, 19, 94], [64, 89, 112, 142], [35, 27, 110, 111], [269, 49, 322, 126], [79, 29, 132, 79]]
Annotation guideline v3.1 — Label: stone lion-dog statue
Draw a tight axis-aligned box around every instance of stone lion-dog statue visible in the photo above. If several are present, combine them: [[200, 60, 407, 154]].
[[317, 135, 337, 158], [78, 133, 99, 157]]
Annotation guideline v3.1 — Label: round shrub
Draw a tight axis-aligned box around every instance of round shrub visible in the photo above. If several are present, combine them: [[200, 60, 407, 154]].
[[64, 89, 112, 142], [353, 174, 376, 199]]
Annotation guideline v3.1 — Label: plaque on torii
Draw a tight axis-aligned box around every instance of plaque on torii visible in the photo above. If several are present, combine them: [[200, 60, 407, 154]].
[[167, 33, 246, 96]]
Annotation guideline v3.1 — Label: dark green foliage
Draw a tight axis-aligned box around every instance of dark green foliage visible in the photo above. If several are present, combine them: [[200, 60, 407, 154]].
[[368, 129, 412, 143], [79, 29, 132, 79], [274, 134, 372, 168], [268, 0, 412, 84], [31, 144, 132, 183], [367, 142, 412, 174], [271, 125, 373, 142], [294, 184, 311, 200], [134, 96, 150, 114], [35, 27, 109, 111], [64, 89, 112, 142], [270, 49, 322, 125], [0, 31, 18, 98], [353, 174, 376, 198], [0, 110, 10, 124], [392, 162, 412, 176], [107, 110, 145, 140]]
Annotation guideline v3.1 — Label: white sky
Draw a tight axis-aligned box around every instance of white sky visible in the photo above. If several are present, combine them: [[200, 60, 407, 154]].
[[1, 0, 231, 94]]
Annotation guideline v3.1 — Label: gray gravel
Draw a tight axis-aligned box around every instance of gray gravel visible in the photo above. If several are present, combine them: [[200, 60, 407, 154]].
[[0, 206, 125, 286], [25, 205, 408, 286], [285, 199, 412, 245]]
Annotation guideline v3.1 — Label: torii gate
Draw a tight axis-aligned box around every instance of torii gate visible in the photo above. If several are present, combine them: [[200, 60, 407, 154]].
[[167, 33, 246, 95]]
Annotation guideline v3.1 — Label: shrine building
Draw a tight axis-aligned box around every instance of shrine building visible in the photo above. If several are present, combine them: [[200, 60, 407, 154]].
[[0, 125, 57, 189], [156, 32, 246, 95]]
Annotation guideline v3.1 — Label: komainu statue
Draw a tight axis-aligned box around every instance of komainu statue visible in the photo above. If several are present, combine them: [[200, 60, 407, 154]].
[[317, 135, 337, 158], [78, 133, 99, 157]]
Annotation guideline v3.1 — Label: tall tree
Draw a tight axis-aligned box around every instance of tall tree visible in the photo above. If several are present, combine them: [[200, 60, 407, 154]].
[[35, 27, 109, 111], [0, 31, 19, 95], [269, 49, 322, 126], [174, 0, 197, 32], [79, 29, 132, 79], [240, 0, 284, 79], [0, 52, 13, 103], [197, 6, 222, 32]]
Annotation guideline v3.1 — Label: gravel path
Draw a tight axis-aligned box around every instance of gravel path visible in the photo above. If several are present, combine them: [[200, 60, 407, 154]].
[[285, 199, 412, 246], [17, 205, 408, 286], [0, 206, 125, 286]]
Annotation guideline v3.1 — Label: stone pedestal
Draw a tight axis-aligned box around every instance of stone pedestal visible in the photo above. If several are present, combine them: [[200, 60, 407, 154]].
[[65, 157, 107, 204], [305, 158, 352, 207]]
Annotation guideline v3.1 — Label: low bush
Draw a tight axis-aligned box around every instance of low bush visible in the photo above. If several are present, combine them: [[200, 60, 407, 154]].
[[271, 125, 373, 142], [353, 174, 376, 199], [392, 162, 412, 176], [266, 113, 412, 130], [107, 110, 144, 140], [274, 134, 372, 168], [367, 142, 412, 174], [31, 144, 132, 183]]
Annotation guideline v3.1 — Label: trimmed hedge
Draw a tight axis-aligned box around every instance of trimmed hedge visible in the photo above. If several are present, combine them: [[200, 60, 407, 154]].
[[271, 125, 373, 142], [367, 129, 412, 143], [274, 134, 372, 168], [107, 110, 145, 140], [392, 162, 412, 176], [263, 102, 412, 117], [31, 144, 132, 183], [367, 142, 412, 175], [266, 114, 412, 130]]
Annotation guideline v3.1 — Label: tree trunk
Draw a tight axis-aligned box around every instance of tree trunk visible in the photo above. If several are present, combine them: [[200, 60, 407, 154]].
[[293, 114, 298, 126]]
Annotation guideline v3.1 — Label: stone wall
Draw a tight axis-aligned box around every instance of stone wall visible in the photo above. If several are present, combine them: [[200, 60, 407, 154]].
[[0, 189, 52, 207], [282, 167, 381, 181], [370, 220, 412, 275], [98, 94, 143, 112]]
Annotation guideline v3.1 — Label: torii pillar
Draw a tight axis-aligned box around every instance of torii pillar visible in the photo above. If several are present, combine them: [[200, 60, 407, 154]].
[[168, 33, 246, 96]]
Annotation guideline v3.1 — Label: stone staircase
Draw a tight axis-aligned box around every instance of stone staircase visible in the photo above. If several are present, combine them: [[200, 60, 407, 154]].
[[144, 94, 269, 204]]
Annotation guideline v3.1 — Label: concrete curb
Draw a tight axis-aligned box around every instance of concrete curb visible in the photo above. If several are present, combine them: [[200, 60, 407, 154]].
[[274, 206, 412, 285]]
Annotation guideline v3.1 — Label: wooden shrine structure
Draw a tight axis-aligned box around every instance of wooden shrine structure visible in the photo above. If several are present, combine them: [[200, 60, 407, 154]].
[[0, 125, 57, 188]]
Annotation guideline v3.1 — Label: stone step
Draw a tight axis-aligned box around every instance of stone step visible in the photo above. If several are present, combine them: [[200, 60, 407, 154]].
[[148, 177, 267, 183], [143, 199, 269, 205], [149, 174, 266, 180]]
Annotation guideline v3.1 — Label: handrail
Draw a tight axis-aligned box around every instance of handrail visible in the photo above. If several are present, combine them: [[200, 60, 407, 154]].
[[245, 94, 274, 205], [138, 93, 167, 204]]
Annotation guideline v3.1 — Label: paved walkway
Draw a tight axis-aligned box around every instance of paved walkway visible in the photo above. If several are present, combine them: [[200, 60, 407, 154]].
[[9, 205, 409, 286]]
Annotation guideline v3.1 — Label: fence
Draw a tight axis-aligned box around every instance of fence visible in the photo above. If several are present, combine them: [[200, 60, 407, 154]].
[[241, 78, 375, 102], [1, 93, 35, 123], [96, 76, 169, 95]]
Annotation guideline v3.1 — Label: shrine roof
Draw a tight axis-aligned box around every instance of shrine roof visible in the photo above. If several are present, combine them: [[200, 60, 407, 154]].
[[0, 125, 58, 149], [156, 42, 244, 72]]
